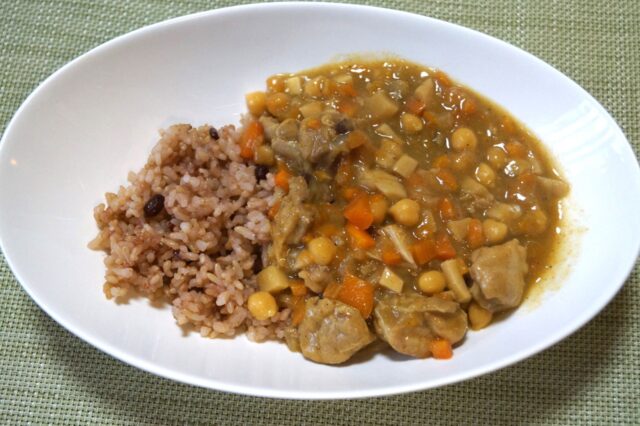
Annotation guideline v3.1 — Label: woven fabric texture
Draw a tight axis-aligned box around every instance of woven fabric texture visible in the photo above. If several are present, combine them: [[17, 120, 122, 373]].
[[1, 1, 638, 424]]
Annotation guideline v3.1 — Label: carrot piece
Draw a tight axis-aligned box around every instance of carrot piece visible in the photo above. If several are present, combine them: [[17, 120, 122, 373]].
[[341, 186, 361, 201], [316, 223, 340, 238], [344, 194, 373, 230], [337, 99, 358, 117], [290, 280, 308, 297], [430, 338, 453, 359], [337, 82, 357, 97], [438, 197, 456, 221], [274, 166, 290, 191], [239, 121, 264, 160], [337, 274, 375, 318], [433, 155, 450, 169], [346, 130, 369, 149], [435, 233, 456, 260], [346, 223, 376, 250], [501, 115, 516, 134], [307, 118, 322, 130], [267, 200, 280, 219], [411, 238, 437, 265], [323, 282, 343, 299], [467, 218, 484, 249], [406, 97, 426, 115], [291, 296, 306, 326], [505, 141, 527, 158], [433, 70, 452, 88], [460, 97, 477, 116], [336, 157, 353, 186], [382, 246, 403, 266], [435, 168, 458, 192]]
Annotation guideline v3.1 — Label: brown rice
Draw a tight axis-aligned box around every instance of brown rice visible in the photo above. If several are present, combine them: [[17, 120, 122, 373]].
[[89, 123, 289, 341]]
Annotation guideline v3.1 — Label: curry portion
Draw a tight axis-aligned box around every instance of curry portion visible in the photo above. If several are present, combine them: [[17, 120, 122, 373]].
[[242, 59, 568, 364]]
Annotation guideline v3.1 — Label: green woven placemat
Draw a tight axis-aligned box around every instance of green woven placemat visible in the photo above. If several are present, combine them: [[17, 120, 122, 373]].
[[1, 1, 638, 424]]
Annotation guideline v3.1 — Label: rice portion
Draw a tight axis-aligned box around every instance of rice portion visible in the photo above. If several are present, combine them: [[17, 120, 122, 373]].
[[89, 124, 289, 341]]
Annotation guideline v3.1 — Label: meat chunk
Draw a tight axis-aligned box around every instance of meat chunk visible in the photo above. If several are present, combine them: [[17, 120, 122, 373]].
[[469, 239, 528, 313], [270, 177, 315, 265], [298, 264, 332, 294], [459, 177, 494, 214], [297, 297, 375, 364], [373, 292, 467, 358]]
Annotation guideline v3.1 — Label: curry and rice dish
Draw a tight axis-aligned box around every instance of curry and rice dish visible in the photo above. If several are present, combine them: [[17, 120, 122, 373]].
[[90, 58, 568, 365]]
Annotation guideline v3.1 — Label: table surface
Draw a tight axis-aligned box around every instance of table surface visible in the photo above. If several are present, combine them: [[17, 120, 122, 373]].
[[1, 1, 639, 424]]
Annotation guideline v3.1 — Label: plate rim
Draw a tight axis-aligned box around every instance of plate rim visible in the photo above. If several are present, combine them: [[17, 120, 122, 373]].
[[0, 1, 639, 399]]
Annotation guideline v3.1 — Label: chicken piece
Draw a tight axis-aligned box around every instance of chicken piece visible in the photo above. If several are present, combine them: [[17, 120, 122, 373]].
[[270, 177, 315, 266], [469, 239, 528, 313], [459, 177, 494, 214], [298, 264, 332, 294], [373, 292, 467, 358], [297, 297, 375, 364]]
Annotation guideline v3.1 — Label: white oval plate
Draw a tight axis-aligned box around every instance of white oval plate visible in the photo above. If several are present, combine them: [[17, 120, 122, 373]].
[[1, 2, 639, 399]]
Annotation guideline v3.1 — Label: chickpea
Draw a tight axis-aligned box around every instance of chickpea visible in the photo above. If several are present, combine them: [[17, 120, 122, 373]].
[[400, 112, 424, 134], [370, 195, 389, 225], [266, 92, 291, 117], [469, 301, 493, 330], [483, 219, 508, 244], [486, 146, 507, 169], [451, 127, 478, 151], [475, 162, 496, 187], [389, 198, 421, 227], [248, 291, 278, 321], [418, 270, 446, 295], [245, 91, 267, 116], [307, 236, 337, 266]]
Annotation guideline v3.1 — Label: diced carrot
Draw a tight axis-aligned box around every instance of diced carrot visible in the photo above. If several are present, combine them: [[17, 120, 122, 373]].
[[337, 274, 375, 318], [291, 296, 306, 326], [433, 155, 450, 169], [267, 200, 280, 219], [323, 282, 343, 299], [411, 238, 437, 265], [344, 194, 373, 230], [239, 121, 264, 160], [336, 157, 353, 186], [433, 70, 452, 88], [290, 280, 308, 297], [505, 141, 527, 158], [438, 197, 456, 221], [430, 338, 453, 359], [316, 223, 340, 238], [382, 246, 403, 266], [307, 118, 322, 130], [346, 223, 376, 250], [346, 130, 369, 149], [460, 97, 477, 116], [467, 218, 484, 249], [337, 82, 357, 97], [266, 76, 285, 92], [342, 186, 364, 201], [435, 233, 457, 260], [423, 111, 437, 125], [406, 170, 427, 192], [274, 166, 290, 191], [501, 115, 516, 134], [435, 168, 458, 192], [337, 99, 358, 117], [406, 97, 426, 115]]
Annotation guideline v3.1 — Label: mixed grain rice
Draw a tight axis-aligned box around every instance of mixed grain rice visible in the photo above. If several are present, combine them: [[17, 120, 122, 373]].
[[89, 124, 289, 341]]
